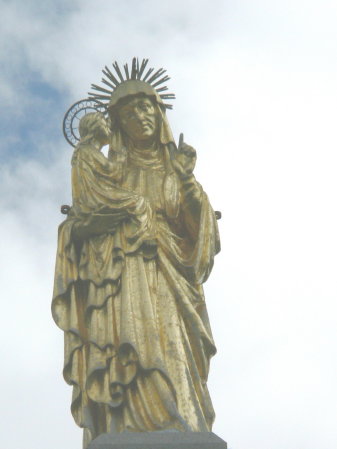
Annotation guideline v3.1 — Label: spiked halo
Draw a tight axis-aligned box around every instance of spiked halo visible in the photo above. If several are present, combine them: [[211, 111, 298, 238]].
[[88, 58, 176, 111]]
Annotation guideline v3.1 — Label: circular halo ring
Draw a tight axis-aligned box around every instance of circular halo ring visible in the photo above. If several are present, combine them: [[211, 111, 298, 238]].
[[62, 98, 107, 147]]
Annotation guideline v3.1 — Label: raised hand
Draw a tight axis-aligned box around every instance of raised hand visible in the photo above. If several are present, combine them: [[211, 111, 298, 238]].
[[171, 133, 197, 179]]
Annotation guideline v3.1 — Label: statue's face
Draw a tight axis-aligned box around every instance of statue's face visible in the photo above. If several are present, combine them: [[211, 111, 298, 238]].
[[94, 116, 110, 145], [118, 96, 158, 144]]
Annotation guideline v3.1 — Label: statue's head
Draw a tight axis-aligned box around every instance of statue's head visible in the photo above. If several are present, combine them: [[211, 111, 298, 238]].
[[107, 81, 165, 146], [86, 60, 175, 150], [116, 94, 161, 145], [78, 112, 110, 146]]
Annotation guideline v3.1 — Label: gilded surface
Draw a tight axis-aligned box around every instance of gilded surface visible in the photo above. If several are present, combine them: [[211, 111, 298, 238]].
[[52, 80, 220, 448]]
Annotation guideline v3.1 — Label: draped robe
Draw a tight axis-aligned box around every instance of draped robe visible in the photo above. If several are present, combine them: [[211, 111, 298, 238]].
[[52, 139, 220, 448]]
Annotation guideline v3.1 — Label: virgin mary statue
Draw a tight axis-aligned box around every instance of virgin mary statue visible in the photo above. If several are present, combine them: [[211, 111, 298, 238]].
[[52, 60, 220, 448]]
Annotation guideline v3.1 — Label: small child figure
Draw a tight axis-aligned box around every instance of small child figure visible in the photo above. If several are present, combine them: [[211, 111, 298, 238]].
[[72, 112, 122, 214], [71, 112, 155, 244]]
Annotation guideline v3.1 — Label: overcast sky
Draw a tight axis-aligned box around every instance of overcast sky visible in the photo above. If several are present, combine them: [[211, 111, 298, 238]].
[[1, 1, 336, 449]]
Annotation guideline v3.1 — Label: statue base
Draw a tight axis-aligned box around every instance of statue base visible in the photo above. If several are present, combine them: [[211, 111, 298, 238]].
[[88, 431, 227, 449]]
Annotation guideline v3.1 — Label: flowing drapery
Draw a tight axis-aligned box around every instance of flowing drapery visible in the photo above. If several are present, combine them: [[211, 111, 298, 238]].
[[52, 139, 220, 448]]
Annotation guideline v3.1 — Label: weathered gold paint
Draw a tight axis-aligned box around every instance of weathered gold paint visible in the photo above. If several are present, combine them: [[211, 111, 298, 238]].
[[53, 85, 220, 448]]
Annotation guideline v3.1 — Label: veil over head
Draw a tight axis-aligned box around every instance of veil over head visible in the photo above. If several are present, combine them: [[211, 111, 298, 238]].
[[107, 80, 175, 152]]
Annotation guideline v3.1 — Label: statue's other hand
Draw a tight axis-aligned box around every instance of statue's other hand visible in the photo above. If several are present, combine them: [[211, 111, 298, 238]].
[[173, 134, 197, 178], [172, 143, 196, 179]]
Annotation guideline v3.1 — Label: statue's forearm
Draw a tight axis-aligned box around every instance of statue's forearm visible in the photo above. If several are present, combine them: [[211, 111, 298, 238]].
[[181, 174, 203, 218], [71, 197, 154, 241], [178, 175, 205, 240], [71, 213, 123, 240]]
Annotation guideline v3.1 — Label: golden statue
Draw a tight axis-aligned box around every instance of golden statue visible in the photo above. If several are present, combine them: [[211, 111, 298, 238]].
[[53, 59, 220, 448]]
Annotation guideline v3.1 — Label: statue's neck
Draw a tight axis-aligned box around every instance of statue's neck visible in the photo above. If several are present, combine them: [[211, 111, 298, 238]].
[[128, 136, 159, 153], [130, 139, 157, 152], [128, 139, 163, 168]]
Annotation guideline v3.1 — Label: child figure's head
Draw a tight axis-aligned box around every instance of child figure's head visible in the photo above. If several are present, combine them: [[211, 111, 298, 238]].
[[79, 112, 111, 147]]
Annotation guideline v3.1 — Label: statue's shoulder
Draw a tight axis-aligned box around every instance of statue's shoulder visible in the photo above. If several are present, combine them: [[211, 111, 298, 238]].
[[72, 144, 96, 166]]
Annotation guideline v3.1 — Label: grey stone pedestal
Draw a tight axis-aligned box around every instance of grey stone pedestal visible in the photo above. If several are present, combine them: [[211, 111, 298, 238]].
[[88, 432, 227, 449]]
